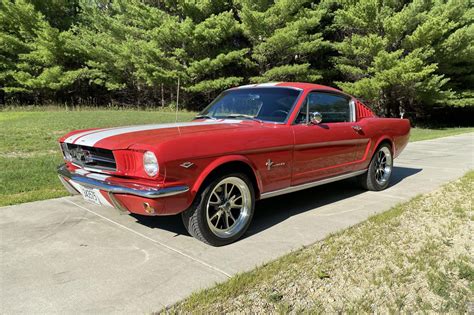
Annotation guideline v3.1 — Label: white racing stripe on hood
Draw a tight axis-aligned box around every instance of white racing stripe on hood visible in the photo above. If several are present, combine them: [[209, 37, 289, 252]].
[[237, 82, 280, 88], [64, 120, 241, 147], [64, 122, 209, 144], [255, 82, 281, 87]]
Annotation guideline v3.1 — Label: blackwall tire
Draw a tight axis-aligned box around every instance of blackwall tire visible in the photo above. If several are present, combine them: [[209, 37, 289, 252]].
[[358, 143, 393, 191], [181, 173, 255, 246]]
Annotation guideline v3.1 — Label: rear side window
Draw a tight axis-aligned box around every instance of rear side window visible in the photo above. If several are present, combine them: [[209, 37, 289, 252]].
[[296, 92, 351, 123], [308, 93, 351, 123]]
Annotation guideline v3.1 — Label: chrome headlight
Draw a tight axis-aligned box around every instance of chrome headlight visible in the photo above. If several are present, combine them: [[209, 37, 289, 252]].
[[143, 151, 159, 177], [60, 143, 73, 162]]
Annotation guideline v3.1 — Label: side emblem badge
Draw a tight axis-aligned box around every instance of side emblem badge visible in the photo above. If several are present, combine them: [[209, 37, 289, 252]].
[[180, 161, 194, 169], [265, 159, 285, 171]]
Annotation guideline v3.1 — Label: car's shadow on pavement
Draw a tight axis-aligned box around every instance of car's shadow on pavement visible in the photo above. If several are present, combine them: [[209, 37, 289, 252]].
[[246, 166, 421, 238], [131, 166, 422, 238]]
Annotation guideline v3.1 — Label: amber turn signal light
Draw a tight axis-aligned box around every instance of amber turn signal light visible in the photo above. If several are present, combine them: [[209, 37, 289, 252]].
[[143, 202, 155, 214]]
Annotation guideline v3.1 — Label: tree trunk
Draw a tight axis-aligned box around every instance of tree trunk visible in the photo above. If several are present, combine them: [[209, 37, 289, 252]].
[[161, 83, 164, 107], [0, 87, 5, 106]]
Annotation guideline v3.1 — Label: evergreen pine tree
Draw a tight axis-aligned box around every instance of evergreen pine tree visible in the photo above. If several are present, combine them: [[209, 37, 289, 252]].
[[332, 0, 472, 117], [237, 0, 330, 83]]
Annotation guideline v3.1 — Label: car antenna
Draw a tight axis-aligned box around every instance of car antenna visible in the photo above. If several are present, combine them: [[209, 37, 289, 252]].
[[175, 76, 181, 135]]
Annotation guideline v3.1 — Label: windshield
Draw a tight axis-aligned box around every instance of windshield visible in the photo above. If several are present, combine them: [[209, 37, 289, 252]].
[[197, 87, 301, 123]]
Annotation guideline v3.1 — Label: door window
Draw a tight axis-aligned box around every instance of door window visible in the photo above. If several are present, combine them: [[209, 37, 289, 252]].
[[295, 92, 352, 124]]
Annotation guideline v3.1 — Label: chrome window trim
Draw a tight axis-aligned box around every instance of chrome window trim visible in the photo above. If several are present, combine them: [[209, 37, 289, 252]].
[[292, 90, 354, 125], [197, 87, 303, 125], [228, 85, 303, 92], [349, 99, 356, 122]]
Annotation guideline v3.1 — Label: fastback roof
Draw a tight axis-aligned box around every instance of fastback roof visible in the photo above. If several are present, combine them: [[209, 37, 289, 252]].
[[231, 82, 342, 93]]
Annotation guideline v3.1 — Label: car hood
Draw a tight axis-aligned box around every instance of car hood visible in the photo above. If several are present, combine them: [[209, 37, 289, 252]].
[[61, 120, 250, 150]]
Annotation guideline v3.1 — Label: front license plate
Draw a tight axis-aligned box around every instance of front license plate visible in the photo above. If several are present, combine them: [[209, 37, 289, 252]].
[[80, 187, 101, 205]]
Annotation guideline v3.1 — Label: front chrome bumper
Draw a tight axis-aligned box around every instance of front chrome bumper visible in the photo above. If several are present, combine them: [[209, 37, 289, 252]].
[[57, 164, 189, 199]]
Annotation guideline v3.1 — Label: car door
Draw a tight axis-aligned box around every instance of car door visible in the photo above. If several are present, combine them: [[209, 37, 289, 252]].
[[291, 91, 368, 186]]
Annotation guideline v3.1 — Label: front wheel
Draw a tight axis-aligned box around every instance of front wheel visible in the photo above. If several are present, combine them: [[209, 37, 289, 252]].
[[358, 144, 393, 191], [181, 173, 255, 246]]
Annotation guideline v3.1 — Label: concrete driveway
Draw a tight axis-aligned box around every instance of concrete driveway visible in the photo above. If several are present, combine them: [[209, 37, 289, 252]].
[[1, 133, 473, 313]]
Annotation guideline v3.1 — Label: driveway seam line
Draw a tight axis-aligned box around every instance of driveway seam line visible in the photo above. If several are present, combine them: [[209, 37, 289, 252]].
[[66, 199, 232, 278], [368, 193, 407, 200]]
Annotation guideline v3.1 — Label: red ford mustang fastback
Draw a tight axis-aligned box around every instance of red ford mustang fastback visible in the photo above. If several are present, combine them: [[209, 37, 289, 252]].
[[58, 82, 410, 246]]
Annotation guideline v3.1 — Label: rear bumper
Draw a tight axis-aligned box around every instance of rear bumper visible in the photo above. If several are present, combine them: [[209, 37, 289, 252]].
[[57, 164, 191, 215]]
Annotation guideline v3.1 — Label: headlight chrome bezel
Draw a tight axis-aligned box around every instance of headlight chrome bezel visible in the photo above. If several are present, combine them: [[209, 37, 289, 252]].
[[60, 143, 73, 162], [143, 151, 159, 177]]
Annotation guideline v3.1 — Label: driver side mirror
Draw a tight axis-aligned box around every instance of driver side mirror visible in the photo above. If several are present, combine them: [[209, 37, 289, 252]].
[[309, 111, 323, 124]]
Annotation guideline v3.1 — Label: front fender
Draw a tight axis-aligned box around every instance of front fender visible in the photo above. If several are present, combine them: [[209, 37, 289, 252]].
[[191, 155, 263, 196]]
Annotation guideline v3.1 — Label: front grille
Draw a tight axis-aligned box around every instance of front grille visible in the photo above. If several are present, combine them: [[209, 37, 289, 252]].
[[62, 143, 116, 171]]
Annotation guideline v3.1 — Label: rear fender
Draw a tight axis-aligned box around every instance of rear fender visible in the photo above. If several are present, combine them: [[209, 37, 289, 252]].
[[373, 137, 395, 157]]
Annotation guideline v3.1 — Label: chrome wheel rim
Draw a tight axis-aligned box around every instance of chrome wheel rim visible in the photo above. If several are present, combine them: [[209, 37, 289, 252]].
[[206, 177, 252, 239], [374, 147, 392, 185]]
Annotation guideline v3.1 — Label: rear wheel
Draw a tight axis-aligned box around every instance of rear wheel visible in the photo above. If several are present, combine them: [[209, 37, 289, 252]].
[[181, 173, 255, 246], [358, 143, 393, 191]]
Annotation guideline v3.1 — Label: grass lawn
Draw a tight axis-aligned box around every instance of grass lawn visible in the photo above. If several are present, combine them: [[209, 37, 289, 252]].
[[410, 127, 474, 142], [0, 110, 196, 206], [168, 171, 474, 313], [0, 110, 472, 207]]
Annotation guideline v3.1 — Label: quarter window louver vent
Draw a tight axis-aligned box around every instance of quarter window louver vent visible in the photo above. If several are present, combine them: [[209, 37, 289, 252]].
[[356, 101, 375, 120]]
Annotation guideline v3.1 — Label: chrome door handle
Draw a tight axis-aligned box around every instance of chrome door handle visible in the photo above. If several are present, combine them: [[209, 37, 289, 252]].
[[352, 125, 362, 132]]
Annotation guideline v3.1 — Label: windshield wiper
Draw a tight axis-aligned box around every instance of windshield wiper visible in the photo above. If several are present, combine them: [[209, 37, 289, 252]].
[[224, 114, 263, 123], [194, 114, 217, 120]]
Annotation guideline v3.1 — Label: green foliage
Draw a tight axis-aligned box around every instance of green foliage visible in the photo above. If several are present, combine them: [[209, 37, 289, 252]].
[[251, 63, 322, 82], [332, 0, 473, 117], [0, 0, 472, 117], [0, 110, 197, 206], [239, 0, 329, 83]]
